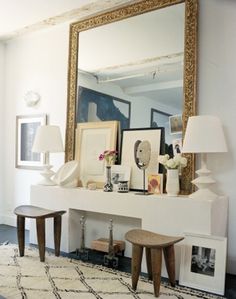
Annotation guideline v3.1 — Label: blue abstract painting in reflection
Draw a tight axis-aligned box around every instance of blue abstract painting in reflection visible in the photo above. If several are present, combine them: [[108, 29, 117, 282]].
[[77, 86, 131, 131]]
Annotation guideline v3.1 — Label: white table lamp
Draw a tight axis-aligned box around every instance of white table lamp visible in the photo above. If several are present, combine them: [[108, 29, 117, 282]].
[[32, 125, 64, 185], [182, 115, 227, 199]]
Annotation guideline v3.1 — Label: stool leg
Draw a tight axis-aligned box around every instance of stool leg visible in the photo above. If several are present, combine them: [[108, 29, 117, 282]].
[[163, 245, 176, 287], [36, 218, 45, 262], [146, 247, 153, 280], [151, 248, 162, 297], [17, 216, 25, 257], [131, 244, 143, 291], [54, 215, 62, 257]]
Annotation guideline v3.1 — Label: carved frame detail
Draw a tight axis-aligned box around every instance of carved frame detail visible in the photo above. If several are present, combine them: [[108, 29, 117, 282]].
[[65, 0, 198, 194]]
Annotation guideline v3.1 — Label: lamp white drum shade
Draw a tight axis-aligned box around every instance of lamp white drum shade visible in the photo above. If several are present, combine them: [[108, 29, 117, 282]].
[[32, 125, 64, 153], [182, 115, 227, 153]]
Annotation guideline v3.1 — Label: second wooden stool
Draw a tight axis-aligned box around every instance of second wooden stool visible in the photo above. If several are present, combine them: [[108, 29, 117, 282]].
[[125, 229, 183, 297], [14, 205, 66, 262]]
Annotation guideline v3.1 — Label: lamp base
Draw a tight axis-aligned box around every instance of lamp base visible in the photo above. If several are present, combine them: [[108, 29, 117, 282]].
[[189, 166, 218, 200], [37, 165, 55, 186]]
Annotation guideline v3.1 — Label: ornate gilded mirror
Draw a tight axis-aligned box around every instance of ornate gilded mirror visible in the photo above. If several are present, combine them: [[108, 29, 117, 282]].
[[65, 0, 198, 194]]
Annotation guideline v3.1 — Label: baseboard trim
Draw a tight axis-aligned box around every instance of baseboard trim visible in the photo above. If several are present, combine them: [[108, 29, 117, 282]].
[[0, 214, 30, 230]]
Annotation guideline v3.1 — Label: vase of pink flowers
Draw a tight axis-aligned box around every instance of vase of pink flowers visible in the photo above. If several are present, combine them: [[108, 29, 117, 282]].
[[99, 150, 117, 192]]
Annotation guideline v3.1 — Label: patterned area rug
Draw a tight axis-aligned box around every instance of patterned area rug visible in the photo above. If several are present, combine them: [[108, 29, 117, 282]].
[[0, 244, 224, 299]]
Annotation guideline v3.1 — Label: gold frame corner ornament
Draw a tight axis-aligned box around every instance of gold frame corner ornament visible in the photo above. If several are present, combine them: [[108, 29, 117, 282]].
[[65, 0, 198, 194]]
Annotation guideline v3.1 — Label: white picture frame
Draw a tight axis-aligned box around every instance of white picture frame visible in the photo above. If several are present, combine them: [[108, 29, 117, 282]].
[[75, 121, 118, 186], [169, 114, 183, 134], [121, 128, 164, 191], [172, 138, 182, 155], [111, 165, 131, 191], [15, 114, 47, 169], [179, 233, 227, 295]]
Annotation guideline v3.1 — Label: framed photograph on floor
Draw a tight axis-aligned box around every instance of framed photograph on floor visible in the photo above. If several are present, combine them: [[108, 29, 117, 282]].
[[75, 121, 119, 186], [120, 128, 165, 191], [179, 233, 227, 295], [15, 114, 47, 169]]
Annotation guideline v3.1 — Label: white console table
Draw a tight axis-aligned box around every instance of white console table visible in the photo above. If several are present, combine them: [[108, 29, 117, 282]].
[[30, 185, 228, 277]]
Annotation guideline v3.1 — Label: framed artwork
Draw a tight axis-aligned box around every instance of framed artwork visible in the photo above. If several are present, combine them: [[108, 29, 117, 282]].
[[15, 114, 47, 169], [179, 233, 227, 295], [77, 86, 131, 131], [172, 138, 182, 155], [148, 174, 163, 194], [75, 121, 119, 186], [169, 114, 183, 134], [111, 165, 131, 191], [120, 128, 165, 191]]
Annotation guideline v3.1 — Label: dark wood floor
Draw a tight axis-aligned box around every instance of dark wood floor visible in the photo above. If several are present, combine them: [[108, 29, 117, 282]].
[[0, 224, 235, 298]]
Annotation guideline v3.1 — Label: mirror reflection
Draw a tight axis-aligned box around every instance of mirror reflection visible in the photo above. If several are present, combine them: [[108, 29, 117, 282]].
[[77, 3, 185, 155]]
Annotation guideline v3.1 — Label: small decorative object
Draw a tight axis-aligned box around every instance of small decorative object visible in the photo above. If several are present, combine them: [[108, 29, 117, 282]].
[[99, 150, 117, 192], [117, 181, 129, 193], [121, 128, 164, 191], [87, 182, 97, 190], [111, 165, 131, 191], [104, 219, 119, 268], [76, 216, 89, 260], [53, 160, 79, 187], [179, 233, 227, 295], [158, 154, 187, 196], [134, 140, 151, 195], [148, 174, 163, 194]]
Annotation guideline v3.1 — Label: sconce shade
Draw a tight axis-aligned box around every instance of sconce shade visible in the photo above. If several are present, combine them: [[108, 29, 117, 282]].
[[182, 115, 227, 153], [32, 125, 64, 153]]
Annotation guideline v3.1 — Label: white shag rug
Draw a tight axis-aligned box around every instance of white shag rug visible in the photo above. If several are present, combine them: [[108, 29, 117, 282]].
[[0, 244, 225, 299]]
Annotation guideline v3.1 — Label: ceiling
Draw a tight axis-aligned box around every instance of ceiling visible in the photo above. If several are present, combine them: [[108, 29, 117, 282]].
[[0, 0, 134, 40]]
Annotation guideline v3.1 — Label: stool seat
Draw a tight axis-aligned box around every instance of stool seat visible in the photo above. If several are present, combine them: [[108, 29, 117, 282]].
[[125, 229, 183, 297], [14, 205, 66, 219], [14, 205, 66, 262], [125, 229, 183, 248]]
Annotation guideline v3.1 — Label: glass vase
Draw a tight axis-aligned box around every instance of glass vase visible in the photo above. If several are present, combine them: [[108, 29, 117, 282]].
[[166, 169, 180, 196], [104, 166, 113, 192]]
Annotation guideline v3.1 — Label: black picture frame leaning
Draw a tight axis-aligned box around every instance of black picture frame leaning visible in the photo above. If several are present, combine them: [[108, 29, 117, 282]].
[[120, 127, 165, 192], [77, 86, 131, 132]]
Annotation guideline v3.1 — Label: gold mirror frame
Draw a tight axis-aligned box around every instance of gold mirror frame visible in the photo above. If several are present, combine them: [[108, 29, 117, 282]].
[[65, 0, 198, 194]]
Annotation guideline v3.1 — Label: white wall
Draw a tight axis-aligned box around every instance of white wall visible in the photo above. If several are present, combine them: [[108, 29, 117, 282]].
[[1, 0, 236, 274], [2, 23, 69, 225], [198, 0, 236, 273], [0, 42, 5, 217]]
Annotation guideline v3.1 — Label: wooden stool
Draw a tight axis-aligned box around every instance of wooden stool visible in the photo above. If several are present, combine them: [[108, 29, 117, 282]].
[[14, 205, 66, 262], [125, 229, 183, 297]]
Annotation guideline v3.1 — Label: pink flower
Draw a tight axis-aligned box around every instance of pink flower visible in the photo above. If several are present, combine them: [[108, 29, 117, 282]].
[[99, 154, 104, 161], [98, 150, 117, 165]]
